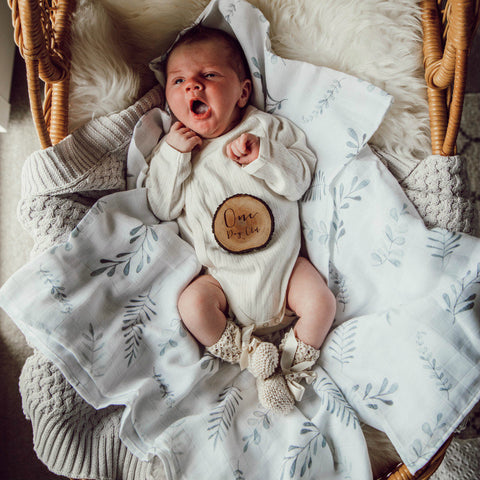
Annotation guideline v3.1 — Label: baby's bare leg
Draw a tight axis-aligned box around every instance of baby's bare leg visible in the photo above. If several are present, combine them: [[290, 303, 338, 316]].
[[178, 274, 228, 347], [286, 257, 336, 349]]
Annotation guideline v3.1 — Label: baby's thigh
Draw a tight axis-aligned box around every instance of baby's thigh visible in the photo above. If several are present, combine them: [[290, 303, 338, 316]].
[[286, 257, 329, 312], [178, 274, 228, 316]]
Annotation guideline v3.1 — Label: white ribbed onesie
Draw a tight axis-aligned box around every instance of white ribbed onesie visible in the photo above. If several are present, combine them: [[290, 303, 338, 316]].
[[146, 106, 316, 332]]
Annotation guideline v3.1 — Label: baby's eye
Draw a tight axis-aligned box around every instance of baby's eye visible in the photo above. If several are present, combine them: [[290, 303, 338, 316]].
[[204, 73, 216, 78], [173, 78, 184, 85]]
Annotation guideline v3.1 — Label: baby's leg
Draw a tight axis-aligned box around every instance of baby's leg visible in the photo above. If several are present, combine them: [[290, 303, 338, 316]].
[[178, 274, 228, 347], [286, 257, 336, 349]]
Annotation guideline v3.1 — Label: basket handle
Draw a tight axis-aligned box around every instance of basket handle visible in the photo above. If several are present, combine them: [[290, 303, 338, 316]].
[[9, 0, 74, 148], [422, 0, 480, 156]]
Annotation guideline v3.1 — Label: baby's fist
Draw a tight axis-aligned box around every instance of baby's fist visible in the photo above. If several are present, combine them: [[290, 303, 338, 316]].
[[166, 122, 202, 153], [226, 133, 260, 165]]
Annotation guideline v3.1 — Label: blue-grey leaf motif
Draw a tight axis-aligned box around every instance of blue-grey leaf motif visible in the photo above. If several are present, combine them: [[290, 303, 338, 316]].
[[38, 266, 73, 313], [80, 323, 106, 377], [250, 56, 287, 113], [442, 263, 480, 323], [416, 331, 452, 398], [314, 376, 359, 429], [281, 422, 327, 479], [371, 204, 408, 267], [328, 319, 358, 368], [408, 413, 447, 465], [332, 176, 370, 246], [152, 368, 175, 407], [302, 218, 329, 245], [301, 169, 327, 203], [158, 319, 186, 356], [201, 352, 221, 373], [352, 378, 398, 410], [224, 2, 237, 23], [345, 128, 367, 161], [242, 410, 271, 452], [123, 291, 157, 367], [302, 79, 344, 123], [329, 261, 349, 312], [427, 229, 462, 268], [57, 199, 108, 252], [233, 463, 246, 480], [208, 384, 243, 449], [90, 224, 159, 277]]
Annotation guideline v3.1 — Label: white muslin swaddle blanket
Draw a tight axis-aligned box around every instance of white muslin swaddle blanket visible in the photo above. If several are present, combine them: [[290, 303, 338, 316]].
[[1, 1, 480, 479]]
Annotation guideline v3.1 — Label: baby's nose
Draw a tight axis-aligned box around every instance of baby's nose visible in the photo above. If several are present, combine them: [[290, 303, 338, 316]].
[[185, 79, 202, 91]]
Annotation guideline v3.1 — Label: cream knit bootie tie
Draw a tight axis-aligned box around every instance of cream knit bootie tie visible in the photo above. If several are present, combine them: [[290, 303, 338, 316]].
[[206, 320, 279, 380], [278, 328, 320, 404]]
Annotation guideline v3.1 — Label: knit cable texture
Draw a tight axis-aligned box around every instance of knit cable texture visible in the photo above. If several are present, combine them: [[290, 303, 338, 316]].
[[17, 86, 165, 480], [401, 155, 478, 235]]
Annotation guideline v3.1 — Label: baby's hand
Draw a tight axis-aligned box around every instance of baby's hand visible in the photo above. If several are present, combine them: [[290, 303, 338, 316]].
[[166, 122, 202, 153], [226, 133, 260, 165]]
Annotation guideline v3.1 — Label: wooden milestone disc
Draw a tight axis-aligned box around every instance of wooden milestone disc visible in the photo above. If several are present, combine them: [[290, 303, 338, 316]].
[[212, 194, 274, 254]]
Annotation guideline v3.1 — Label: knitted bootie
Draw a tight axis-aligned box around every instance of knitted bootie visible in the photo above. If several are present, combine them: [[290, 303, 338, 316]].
[[206, 320, 279, 379], [279, 329, 320, 402], [256, 373, 295, 415]]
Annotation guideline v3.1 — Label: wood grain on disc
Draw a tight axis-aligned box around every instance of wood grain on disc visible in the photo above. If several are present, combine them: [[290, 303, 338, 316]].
[[212, 194, 274, 253]]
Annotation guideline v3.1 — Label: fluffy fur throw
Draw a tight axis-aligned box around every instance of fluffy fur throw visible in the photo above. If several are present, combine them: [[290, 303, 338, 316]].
[[68, 0, 431, 181]]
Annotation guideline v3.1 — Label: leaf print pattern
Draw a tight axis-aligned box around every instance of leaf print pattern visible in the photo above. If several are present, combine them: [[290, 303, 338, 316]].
[[153, 368, 175, 407], [332, 176, 369, 246], [442, 263, 480, 323], [251, 57, 287, 113], [416, 332, 452, 398], [208, 385, 243, 449], [302, 79, 344, 123], [345, 129, 367, 161], [426, 229, 462, 268], [80, 323, 106, 377], [328, 320, 358, 368], [242, 410, 271, 452], [281, 422, 327, 479], [353, 378, 398, 410], [123, 291, 157, 367], [38, 266, 73, 313], [158, 318, 187, 356], [224, 2, 237, 23], [302, 218, 329, 245], [409, 414, 447, 465], [329, 261, 350, 312], [301, 169, 327, 202], [371, 205, 408, 267], [201, 353, 221, 373], [90, 224, 159, 277], [314, 376, 359, 429]]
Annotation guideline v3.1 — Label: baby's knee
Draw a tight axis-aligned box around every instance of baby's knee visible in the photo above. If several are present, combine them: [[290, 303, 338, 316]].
[[177, 276, 226, 319]]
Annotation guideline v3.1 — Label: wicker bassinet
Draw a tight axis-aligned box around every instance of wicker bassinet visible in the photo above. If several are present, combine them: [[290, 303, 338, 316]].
[[7, 0, 480, 479]]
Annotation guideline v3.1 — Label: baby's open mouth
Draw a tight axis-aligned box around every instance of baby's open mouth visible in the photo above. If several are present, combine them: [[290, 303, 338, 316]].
[[190, 99, 210, 116]]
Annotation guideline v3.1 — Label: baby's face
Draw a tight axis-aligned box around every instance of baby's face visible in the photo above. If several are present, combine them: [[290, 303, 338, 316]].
[[165, 39, 251, 139]]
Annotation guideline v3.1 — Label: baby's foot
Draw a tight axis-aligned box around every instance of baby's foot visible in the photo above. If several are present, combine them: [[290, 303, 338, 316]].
[[256, 374, 295, 415], [248, 341, 279, 379]]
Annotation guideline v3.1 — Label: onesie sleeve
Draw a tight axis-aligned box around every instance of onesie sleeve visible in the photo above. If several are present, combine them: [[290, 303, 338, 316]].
[[243, 114, 316, 201], [146, 140, 192, 221]]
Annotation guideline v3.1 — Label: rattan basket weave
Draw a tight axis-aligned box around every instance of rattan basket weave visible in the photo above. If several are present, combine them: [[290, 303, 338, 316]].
[[7, 0, 480, 479]]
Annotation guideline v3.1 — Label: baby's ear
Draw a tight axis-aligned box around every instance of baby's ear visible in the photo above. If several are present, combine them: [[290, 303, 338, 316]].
[[238, 79, 252, 108]]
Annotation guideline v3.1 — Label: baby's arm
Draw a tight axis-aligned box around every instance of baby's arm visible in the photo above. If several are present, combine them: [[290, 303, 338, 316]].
[[227, 115, 316, 201], [146, 122, 198, 220]]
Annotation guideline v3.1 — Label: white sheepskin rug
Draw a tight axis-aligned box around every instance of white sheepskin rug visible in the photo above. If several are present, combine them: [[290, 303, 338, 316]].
[[68, 0, 430, 181]]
